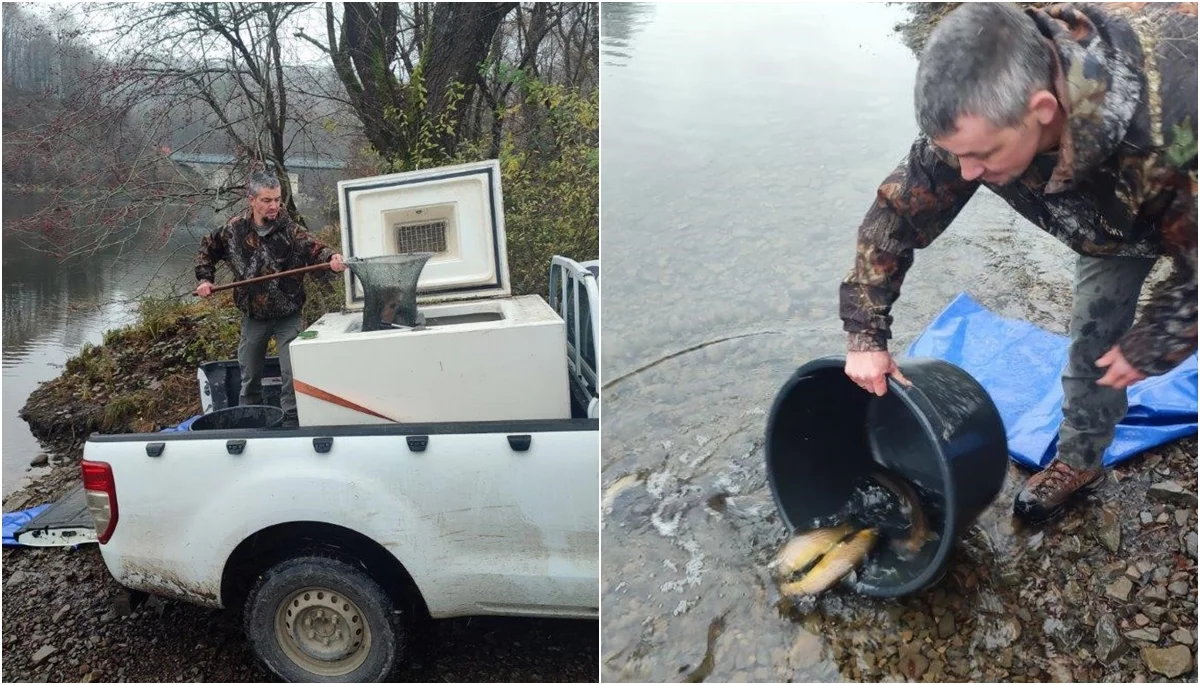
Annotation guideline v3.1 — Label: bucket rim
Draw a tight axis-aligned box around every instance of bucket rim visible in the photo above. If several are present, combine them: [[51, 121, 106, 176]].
[[764, 354, 958, 598], [189, 404, 286, 430]]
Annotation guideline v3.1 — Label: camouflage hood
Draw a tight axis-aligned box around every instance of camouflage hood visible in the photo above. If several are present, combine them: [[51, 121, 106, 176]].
[[1027, 3, 1147, 193]]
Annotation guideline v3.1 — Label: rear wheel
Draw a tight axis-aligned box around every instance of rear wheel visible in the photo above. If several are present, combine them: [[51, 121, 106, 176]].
[[244, 556, 407, 682]]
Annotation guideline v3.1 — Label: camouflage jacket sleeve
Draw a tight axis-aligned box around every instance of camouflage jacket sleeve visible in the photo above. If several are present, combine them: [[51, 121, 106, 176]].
[[292, 226, 336, 267], [1117, 166, 1198, 376], [195, 224, 230, 284], [839, 136, 980, 351]]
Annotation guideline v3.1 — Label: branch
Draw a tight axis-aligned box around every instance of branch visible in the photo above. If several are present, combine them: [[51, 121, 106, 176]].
[[293, 29, 330, 55]]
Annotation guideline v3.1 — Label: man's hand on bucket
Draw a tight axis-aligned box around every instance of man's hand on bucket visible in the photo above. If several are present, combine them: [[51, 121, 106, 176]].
[[330, 253, 347, 273], [1096, 345, 1146, 389], [845, 350, 911, 396]]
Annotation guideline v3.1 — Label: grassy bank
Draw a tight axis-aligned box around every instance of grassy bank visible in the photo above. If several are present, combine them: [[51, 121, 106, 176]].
[[18, 226, 345, 459]]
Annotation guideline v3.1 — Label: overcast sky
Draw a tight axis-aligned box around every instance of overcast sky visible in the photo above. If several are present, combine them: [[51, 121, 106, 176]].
[[24, 1, 335, 67]]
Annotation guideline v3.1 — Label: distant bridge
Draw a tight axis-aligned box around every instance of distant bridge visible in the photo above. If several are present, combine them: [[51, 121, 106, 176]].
[[167, 151, 348, 204]]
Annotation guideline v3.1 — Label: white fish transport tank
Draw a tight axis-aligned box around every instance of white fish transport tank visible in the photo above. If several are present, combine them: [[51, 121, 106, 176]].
[[289, 160, 571, 426]]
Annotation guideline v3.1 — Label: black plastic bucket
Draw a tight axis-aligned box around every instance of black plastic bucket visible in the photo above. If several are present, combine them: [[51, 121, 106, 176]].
[[190, 405, 285, 431], [765, 355, 1008, 597]]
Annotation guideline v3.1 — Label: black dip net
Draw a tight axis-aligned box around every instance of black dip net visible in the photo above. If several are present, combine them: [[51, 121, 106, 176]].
[[345, 254, 434, 331]]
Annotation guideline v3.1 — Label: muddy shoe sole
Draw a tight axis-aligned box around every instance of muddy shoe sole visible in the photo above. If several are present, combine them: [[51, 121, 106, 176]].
[[1012, 470, 1106, 525]]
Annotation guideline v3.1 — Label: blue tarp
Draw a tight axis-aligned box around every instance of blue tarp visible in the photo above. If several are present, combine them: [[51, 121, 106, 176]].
[[3, 504, 51, 547], [160, 414, 202, 432], [907, 292, 1199, 470]]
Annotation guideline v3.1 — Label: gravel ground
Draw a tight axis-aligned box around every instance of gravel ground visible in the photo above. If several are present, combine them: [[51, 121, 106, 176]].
[[602, 417, 1196, 683], [2, 463, 598, 683]]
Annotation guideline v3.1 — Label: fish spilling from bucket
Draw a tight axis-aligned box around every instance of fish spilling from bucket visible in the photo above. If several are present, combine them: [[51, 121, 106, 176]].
[[768, 470, 937, 598], [868, 470, 935, 557], [771, 526, 878, 597], [768, 522, 856, 578]]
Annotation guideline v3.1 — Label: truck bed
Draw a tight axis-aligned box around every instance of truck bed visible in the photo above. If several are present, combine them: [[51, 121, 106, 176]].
[[198, 356, 592, 422]]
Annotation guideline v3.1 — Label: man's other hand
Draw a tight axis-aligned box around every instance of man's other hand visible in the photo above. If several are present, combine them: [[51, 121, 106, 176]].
[[195, 281, 214, 298], [1096, 345, 1146, 389], [845, 350, 911, 396], [330, 253, 347, 273]]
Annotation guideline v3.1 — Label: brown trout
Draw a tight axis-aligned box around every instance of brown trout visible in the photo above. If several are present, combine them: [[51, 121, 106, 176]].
[[778, 528, 878, 596], [870, 469, 931, 555], [769, 523, 856, 578]]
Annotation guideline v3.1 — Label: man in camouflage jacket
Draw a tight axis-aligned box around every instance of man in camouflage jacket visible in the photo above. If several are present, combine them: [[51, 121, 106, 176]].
[[839, 2, 1196, 524], [196, 171, 346, 426]]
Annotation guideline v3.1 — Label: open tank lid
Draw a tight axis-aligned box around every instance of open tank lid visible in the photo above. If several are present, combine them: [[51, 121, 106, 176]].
[[337, 159, 510, 309]]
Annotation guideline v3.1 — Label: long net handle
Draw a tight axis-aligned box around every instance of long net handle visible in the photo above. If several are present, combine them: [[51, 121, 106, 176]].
[[209, 262, 332, 293]]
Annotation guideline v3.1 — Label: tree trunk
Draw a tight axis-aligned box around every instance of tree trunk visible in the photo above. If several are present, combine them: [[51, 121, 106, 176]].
[[330, 2, 516, 166]]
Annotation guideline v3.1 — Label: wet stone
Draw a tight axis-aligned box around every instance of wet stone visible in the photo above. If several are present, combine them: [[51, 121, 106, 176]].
[[998, 649, 1014, 669], [1062, 535, 1083, 557], [1187, 531, 1197, 559], [1147, 481, 1198, 508], [937, 613, 955, 639], [1140, 645, 1193, 678], [926, 658, 945, 679], [1169, 628, 1194, 646], [1097, 508, 1121, 553], [1141, 584, 1168, 603], [1124, 627, 1161, 643], [1167, 581, 1189, 596], [1140, 511, 1154, 525], [1134, 614, 1150, 627], [1144, 605, 1166, 621], [1106, 577, 1133, 602], [1175, 509, 1190, 526], [31, 645, 56, 664], [1095, 614, 1128, 663], [1044, 618, 1080, 652]]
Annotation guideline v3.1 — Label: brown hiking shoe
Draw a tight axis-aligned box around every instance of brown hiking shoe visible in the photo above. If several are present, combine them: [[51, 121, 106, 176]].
[[1013, 459, 1105, 524]]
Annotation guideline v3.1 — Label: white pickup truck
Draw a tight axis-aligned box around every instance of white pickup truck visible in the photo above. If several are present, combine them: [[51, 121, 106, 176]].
[[69, 162, 599, 682]]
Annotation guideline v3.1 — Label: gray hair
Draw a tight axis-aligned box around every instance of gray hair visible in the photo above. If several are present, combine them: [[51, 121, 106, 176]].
[[914, 2, 1053, 138], [247, 171, 281, 198]]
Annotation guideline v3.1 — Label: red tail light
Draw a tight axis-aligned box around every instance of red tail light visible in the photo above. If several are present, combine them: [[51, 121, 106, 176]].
[[81, 460, 119, 544]]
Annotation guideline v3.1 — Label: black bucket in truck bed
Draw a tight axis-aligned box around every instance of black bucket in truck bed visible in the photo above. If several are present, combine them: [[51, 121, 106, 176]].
[[199, 358, 283, 411], [191, 405, 285, 430]]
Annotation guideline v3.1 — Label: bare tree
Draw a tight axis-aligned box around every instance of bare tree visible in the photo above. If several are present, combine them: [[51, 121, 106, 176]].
[[3, 2, 342, 259], [115, 3, 312, 215], [3, 1, 599, 267]]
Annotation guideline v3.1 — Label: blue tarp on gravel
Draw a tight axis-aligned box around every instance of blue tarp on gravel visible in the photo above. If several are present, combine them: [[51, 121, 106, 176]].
[[907, 292, 1198, 470]]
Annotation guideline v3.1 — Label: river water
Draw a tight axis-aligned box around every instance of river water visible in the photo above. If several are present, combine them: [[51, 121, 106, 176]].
[[599, 2, 1092, 681], [2, 194, 211, 496]]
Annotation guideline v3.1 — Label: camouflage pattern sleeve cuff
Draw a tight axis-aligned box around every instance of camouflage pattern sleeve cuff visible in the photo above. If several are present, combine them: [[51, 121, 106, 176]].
[[1118, 331, 1195, 378], [847, 331, 888, 353]]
